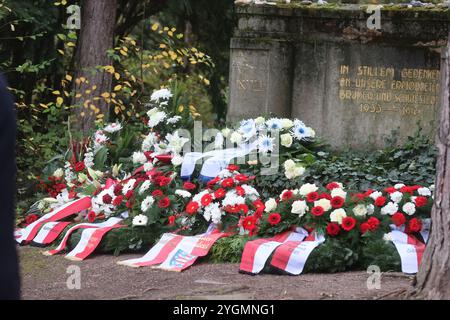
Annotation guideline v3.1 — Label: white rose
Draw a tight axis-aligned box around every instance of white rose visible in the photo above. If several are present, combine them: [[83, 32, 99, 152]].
[[330, 208, 347, 224], [171, 154, 183, 166], [280, 133, 293, 148], [298, 183, 318, 196], [221, 128, 231, 138], [230, 131, 243, 144], [390, 191, 403, 203], [366, 204, 375, 215], [381, 202, 398, 215], [132, 214, 148, 227], [264, 198, 277, 213], [394, 183, 405, 190], [282, 118, 294, 129], [284, 159, 296, 170], [132, 151, 147, 165], [352, 204, 368, 217], [53, 168, 64, 178], [291, 200, 309, 217], [402, 202, 416, 215], [294, 166, 305, 177], [369, 191, 382, 200], [331, 188, 347, 199], [314, 198, 331, 211]]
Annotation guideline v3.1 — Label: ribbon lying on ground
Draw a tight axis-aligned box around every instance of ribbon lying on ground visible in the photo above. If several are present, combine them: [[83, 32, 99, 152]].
[[389, 221, 430, 274], [15, 197, 91, 245], [240, 228, 325, 275], [44, 217, 123, 261], [118, 225, 230, 271], [180, 141, 258, 182], [31, 221, 71, 247]]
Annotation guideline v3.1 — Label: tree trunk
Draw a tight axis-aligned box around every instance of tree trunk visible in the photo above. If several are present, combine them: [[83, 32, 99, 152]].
[[72, 0, 117, 135], [413, 36, 450, 299]]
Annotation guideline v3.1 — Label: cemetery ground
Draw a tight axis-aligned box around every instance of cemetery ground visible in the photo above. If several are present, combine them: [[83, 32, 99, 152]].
[[20, 246, 412, 300]]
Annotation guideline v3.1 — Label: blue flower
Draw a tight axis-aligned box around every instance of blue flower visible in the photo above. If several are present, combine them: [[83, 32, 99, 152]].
[[258, 135, 275, 153], [266, 118, 283, 131]]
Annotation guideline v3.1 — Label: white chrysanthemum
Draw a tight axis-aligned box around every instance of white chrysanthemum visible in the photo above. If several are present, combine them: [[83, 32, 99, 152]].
[[203, 203, 222, 224], [241, 184, 259, 197], [291, 122, 309, 140], [280, 133, 293, 148], [103, 122, 122, 133], [166, 116, 182, 124], [222, 192, 245, 207], [314, 199, 332, 211], [330, 209, 347, 224], [139, 180, 151, 195], [122, 179, 136, 195], [53, 168, 64, 178], [141, 196, 155, 213], [258, 135, 275, 153], [148, 111, 167, 128], [150, 88, 173, 102], [229, 131, 243, 144], [166, 131, 190, 154], [132, 214, 148, 227], [266, 118, 283, 131], [264, 198, 277, 212], [390, 191, 403, 203], [298, 183, 318, 196], [417, 187, 431, 196], [143, 162, 154, 172], [402, 202, 416, 215], [142, 132, 158, 152], [171, 154, 184, 167], [239, 119, 257, 140], [331, 188, 347, 199], [175, 189, 192, 198], [381, 202, 398, 215], [353, 204, 368, 217], [291, 200, 308, 217], [132, 151, 147, 165]]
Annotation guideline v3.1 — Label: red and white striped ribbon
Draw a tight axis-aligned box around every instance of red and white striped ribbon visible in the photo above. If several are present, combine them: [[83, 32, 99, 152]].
[[390, 230, 426, 274], [65, 223, 124, 261], [31, 221, 71, 246], [44, 217, 123, 256], [118, 227, 229, 271], [239, 228, 309, 274], [16, 197, 91, 245], [270, 232, 325, 275]]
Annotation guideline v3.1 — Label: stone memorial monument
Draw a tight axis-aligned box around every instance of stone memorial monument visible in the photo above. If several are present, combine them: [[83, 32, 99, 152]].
[[228, 1, 449, 149]]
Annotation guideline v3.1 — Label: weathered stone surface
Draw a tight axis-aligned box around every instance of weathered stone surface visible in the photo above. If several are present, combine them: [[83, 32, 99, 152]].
[[228, 3, 449, 149]]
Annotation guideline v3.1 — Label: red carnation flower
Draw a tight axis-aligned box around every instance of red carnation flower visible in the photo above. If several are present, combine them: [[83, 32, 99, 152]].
[[221, 178, 234, 188], [227, 164, 239, 171], [330, 196, 345, 208], [319, 193, 332, 200], [214, 188, 226, 199], [235, 186, 245, 196], [183, 181, 197, 190], [125, 190, 134, 200], [242, 215, 257, 232], [87, 211, 96, 223], [25, 214, 39, 226], [408, 218, 422, 233], [326, 182, 340, 190], [186, 201, 199, 215], [201, 194, 213, 207], [311, 206, 325, 217], [360, 222, 370, 234], [374, 196, 386, 207], [364, 189, 374, 197], [234, 174, 249, 183], [391, 212, 406, 227], [126, 200, 133, 208], [152, 189, 164, 197], [281, 190, 294, 201], [168, 215, 176, 226], [367, 217, 380, 231], [414, 196, 428, 208], [73, 161, 86, 172], [207, 177, 220, 187], [113, 195, 124, 206], [400, 186, 415, 195], [268, 213, 281, 226], [326, 222, 340, 237], [341, 217, 356, 231], [102, 194, 113, 204], [114, 184, 123, 196], [158, 176, 172, 187], [158, 197, 170, 208], [352, 193, 366, 201], [306, 192, 319, 203], [384, 187, 397, 194]]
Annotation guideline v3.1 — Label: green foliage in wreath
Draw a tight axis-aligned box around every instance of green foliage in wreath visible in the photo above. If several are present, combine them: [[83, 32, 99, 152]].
[[208, 235, 250, 263], [359, 238, 402, 272]]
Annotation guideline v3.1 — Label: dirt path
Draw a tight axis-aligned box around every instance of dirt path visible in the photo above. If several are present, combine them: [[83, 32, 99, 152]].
[[19, 246, 413, 300]]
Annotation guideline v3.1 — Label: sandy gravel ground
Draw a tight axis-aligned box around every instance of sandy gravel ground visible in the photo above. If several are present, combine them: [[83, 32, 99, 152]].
[[18, 246, 413, 300]]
